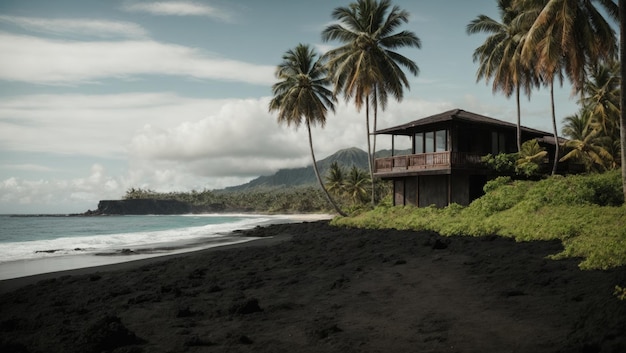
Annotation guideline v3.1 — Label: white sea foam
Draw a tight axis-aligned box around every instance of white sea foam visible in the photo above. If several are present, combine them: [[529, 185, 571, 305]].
[[0, 216, 271, 263], [0, 213, 332, 280]]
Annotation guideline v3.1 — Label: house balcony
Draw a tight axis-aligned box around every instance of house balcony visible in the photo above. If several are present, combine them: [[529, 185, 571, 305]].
[[374, 151, 484, 177]]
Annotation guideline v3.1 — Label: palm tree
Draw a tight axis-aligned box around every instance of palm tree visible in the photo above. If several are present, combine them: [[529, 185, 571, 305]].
[[467, 0, 538, 152], [560, 60, 622, 173], [321, 0, 421, 205], [516, 139, 548, 176], [515, 0, 618, 175], [268, 44, 347, 216], [582, 60, 621, 143], [560, 129, 616, 172], [561, 115, 617, 174], [518, 0, 617, 91], [513, 0, 563, 175], [325, 161, 346, 196], [343, 166, 371, 204], [561, 112, 590, 141]]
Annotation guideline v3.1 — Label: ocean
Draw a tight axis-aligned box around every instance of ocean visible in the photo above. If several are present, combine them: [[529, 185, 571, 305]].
[[0, 213, 326, 280]]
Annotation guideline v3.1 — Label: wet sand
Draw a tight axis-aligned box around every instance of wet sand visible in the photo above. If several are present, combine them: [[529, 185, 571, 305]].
[[1, 221, 624, 352]]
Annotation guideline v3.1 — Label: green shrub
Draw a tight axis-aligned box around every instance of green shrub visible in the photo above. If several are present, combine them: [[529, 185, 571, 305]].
[[469, 179, 531, 216], [515, 171, 622, 207], [584, 170, 624, 206], [482, 153, 517, 174], [483, 176, 512, 193]]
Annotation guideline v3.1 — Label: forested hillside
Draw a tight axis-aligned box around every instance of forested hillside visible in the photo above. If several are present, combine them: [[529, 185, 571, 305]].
[[224, 147, 369, 191]]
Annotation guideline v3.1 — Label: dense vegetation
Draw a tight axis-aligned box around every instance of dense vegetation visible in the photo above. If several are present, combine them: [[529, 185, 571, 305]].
[[332, 171, 625, 270], [481, 139, 549, 178], [124, 186, 333, 214], [559, 61, 621, 173]]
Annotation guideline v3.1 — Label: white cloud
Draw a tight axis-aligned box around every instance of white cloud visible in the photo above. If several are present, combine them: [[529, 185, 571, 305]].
[[0, 92, 323, 175], [0, 160, 257, 213], [0, 92, 228, 157], [0, 15, 148, 38], [0, 165, 124, 213], [122, 1, 232, 20], [0, 33, 274, 85], [130, 98, 304, 160]]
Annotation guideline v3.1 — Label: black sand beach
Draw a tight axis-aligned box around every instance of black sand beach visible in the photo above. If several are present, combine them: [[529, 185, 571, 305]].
[[1, 220, 625, 352]]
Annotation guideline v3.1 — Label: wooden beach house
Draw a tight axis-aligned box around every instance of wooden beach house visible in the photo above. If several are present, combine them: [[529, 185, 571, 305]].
[[373, 109, 555, 207]]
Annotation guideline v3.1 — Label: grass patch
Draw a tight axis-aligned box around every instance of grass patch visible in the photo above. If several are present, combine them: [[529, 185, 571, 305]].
[[332, 171, 626, 270]]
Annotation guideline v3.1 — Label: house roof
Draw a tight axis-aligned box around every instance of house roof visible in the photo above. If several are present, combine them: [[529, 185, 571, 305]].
[[375, 108, 552, 137]]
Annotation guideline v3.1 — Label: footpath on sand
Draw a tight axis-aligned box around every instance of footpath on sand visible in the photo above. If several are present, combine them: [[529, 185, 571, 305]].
[[1, 220, 625, 352]]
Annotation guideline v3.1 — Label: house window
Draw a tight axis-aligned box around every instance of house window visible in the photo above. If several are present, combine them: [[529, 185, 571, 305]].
[[393, 135, 412, 155], [425, 132, 435, 153], [491, 132, 498, 154], [414, 133, 424, 154], [491, 131, 507, 154], [415, 129, 449, 154], [499, 133, 507, 152], [436, 130, 447, 152]]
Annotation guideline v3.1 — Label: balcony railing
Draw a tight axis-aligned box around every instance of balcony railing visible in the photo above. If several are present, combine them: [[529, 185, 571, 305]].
[[374, 151, 483, 173]]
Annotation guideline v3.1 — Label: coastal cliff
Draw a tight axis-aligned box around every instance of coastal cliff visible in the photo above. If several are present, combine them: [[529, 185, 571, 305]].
[[85, 199, 239, 215], [92, 199, 193, 215]]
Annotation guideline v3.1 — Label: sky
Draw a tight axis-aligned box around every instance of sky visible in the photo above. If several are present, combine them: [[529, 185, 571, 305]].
[[0, 0, 584, 214]]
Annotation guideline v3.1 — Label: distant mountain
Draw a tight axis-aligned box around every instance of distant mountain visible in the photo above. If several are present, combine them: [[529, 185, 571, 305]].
[[224, 147, 370, 192]]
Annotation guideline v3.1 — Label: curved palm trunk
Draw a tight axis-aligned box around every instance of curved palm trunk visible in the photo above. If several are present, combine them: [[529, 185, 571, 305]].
[[516, 83, 522, 152], [371, 90, 378, 206], [365, 96, 374, 207], [306, 120, 346, 216], [550, 81, 560, 176], [619, 0, 626, 204]]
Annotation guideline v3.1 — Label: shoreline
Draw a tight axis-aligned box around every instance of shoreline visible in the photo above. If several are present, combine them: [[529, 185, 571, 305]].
[[1, 220, 624, 352], [0, 233, 291, 295], [0, 213, 334, 282]]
